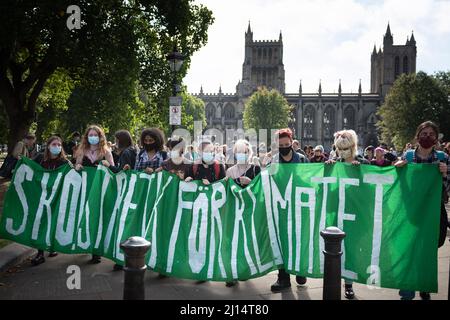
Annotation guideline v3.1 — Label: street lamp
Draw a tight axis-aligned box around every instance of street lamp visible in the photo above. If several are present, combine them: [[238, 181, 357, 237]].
[[166, 45, 185, 134]]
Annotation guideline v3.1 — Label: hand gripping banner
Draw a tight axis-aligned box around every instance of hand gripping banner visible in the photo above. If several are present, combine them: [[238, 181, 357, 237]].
[[0, 157, 442, 292]]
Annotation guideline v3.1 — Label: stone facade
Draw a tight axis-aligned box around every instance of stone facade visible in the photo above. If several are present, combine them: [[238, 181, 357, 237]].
[[192, 23, 417, 150]]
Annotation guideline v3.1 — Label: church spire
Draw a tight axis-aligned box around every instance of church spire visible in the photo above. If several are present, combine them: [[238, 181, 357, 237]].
[[409, 31, 416, 45], [279, 30, 283, 42], [338, 79, 342, 95], [247, 20, 251, 34], [200, 85, 204, 95], [372, 44, 377, 55], [384, 22, 393, 46], [218, 84, 222, 94], [318, 80, 322, 96], [358, 79, 362, 95], [299, 79, 302, 96], [245, 20, 253, 43]]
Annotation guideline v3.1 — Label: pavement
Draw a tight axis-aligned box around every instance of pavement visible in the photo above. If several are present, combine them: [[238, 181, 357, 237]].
[[0, 236, 448, 300]]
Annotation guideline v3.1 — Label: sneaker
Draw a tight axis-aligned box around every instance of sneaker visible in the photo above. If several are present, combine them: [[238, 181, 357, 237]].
[[48, 251, 58, 258], [344, 284, 355, 300], [31, 253, 45, 266], [113, 264, 123, 271], [270, 279, 291, 292], [419, 292, 430, 300], [225, 281, 237, 287], [89, 255, 101, 264], [295, 276, 307, 285]]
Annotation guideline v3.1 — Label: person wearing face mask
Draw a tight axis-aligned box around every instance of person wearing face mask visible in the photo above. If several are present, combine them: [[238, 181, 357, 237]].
[[101, 130, 137, 174], [184, 139, 225, 185], [267, 128, 309, 292], [135, 128, 167, 174], [325, 129, 369, 299], [31, 136, 72, 266], [158, 136, 189, 179], [75, 125, 114, 264], [224, 139, 261, 287], [394, 121, 449, 300], [370, 147, 391, 167]]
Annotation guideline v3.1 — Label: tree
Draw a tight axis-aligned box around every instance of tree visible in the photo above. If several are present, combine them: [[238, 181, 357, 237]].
[[243, 87, 293, 139], [0, 0, 213, 153], [377, 71, 450, 150]]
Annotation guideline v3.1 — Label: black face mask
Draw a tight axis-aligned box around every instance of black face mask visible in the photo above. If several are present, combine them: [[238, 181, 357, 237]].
[[143, 143, 156, 151], [279, 146, 292, 156]]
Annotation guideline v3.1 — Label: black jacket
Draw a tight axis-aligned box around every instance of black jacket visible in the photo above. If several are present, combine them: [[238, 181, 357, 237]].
[[109, 147, 138, 173]]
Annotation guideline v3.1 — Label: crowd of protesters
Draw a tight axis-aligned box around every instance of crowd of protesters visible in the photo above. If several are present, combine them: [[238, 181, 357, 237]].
[[0, 120, 449, 300]]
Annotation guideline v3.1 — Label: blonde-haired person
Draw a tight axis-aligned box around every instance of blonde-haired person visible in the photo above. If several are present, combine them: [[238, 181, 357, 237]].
[[325, 129, 369, 299], [75, 125, 115, 264], [224, 139, 261, 287]]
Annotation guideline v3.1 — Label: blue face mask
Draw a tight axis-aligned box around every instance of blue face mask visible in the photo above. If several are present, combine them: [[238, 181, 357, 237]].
[[49, 146, 61, 156], [235, 153, 248, 163], [88, 136, 99, 145], [202, 152, 215, 163]]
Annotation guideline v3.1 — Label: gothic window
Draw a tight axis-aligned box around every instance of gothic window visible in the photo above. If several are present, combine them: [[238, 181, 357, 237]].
[[394, 56, 400, 79], [263, 48, 267, 59], [205, 103, 215, 119], [258, 48, 262, 61], [269, 48, 273, 62], [343, 105, 355, 130], [303, 105, 314, 139], [323, 105, 335, 139], [224, 103, 235, 119], [403, 56, 409, 73]]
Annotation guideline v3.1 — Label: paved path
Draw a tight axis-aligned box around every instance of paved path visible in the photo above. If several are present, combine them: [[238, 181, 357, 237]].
[[0, 238, 448, 300]]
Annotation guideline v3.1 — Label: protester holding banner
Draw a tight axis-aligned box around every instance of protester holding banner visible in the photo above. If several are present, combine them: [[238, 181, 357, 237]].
[[394, 121, 449, 300], [75, 125, 115, 264], [101, 130, 137, 174], [31, 135, 71, 266], [326, 129, 369, 299], [226, 139, 261, 188], [134, 128, 167, 173], [224, 138, 261, 287], [268, 128, 309, 292], [159, 136, 189, 179], [184, 139, 225, 184], [370, 147, 392, 167]]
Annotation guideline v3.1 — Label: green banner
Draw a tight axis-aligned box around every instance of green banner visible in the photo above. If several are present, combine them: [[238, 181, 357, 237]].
[[0, 157, 442, 292]]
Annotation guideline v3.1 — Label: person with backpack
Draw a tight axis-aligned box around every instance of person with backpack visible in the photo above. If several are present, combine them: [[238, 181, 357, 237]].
[[134, 128, 167, 173], [394, 121, 449, 300], [267, 128, 309, 292], [31, 136, 72, 266], [184, 138, 225, 184]]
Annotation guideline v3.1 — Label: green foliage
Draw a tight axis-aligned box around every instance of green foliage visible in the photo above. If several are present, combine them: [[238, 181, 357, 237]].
[[243, 87, 293, 139], [0, 0, 214, 151], [377, 71, 450, 150]]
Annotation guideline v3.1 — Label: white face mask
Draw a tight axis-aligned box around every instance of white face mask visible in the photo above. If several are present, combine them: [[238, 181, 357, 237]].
[[202, 152, 215, 164], [170, 150, 183, 164]]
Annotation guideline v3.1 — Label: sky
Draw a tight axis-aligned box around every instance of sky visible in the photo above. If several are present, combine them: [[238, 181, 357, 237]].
[[184, 0, 450, 94]]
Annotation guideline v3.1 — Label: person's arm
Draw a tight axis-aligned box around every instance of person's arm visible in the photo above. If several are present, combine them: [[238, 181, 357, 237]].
[[105, 149, 115, 167]]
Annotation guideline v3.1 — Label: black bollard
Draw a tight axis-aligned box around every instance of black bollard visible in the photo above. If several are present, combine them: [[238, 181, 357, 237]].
[[320, 227, 346, 300], [120, 236, 151, 300]]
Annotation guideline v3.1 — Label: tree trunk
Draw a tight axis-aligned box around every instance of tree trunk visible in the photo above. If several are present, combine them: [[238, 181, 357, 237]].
[[6, 97, 34, 156]]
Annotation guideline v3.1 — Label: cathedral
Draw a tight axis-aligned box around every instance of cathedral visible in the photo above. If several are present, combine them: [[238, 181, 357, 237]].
[[192, 23, 417, 150]]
